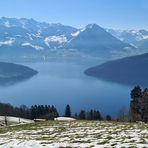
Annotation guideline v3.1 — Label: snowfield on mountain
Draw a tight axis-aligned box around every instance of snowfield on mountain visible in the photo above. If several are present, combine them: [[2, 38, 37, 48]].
[[0, 17, 141, 59]]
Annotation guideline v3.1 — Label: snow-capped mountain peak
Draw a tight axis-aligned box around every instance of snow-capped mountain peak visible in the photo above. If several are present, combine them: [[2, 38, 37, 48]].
[[107, 29, 148, 44], [0, 17, 147, 59], [85, 23, 100, 29]]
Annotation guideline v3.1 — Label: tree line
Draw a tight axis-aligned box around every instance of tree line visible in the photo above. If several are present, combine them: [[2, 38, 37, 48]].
[[64, 104, 111, 120], [64, 85, 148, 123], [0, 103, 59, 120], [0, 103, 110, 121], [130, 85, 148, 122], [0, 85, 147, 123], [114, 85, 148, 123]]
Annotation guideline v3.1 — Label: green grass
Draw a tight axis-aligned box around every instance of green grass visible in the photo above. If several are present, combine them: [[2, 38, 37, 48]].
[[0, 120, 147, 147], [0, 120, 63, 134], [0, 120, 147, 135]]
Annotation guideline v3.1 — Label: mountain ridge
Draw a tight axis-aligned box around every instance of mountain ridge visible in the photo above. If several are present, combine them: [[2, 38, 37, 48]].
[[0, 61, 38, 85], [85, 53, 148, 86], [0, 17, 147, 59]]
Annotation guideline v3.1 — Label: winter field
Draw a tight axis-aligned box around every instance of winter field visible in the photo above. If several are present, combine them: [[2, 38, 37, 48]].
[[0, 120, 147, 148]]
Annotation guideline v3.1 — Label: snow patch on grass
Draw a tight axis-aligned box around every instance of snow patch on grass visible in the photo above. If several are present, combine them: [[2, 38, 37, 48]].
[[0, 121, 147, 147]]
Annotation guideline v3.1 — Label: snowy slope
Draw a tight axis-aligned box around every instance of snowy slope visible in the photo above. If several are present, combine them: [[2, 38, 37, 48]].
[[0, 116, 34, 124], [0, 17, 146, 59], [107, 29, 148, 46], [0, 120, 147, 147]]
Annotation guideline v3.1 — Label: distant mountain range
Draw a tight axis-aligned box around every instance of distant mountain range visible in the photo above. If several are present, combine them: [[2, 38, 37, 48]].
[[85, 53, 148, 86], [0, 17, 147, 60], [66, 24, 134, 58], [0, 62, 38, 85], [107, 29, 148, 50]]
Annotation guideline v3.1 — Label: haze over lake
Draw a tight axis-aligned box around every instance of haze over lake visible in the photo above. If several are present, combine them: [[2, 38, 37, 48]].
[[0, 16, 147, 118], [0, 60, 132, 117]]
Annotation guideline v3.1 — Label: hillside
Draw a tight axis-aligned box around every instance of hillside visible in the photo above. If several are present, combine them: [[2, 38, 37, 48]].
[[107, 29, 148, 54], [0, 116, 33, 125], [107, 29, 148, 46], [85, 53, 148, 86], [0, 120, 147, 147], [0, 62, 38, 85], [137, 38, 148, 50], [0, 17, 77, 58], [0, 17, 135, 59], [67, 24, 134, 57]]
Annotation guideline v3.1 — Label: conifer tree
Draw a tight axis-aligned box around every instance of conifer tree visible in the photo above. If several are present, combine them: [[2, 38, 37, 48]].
[[65, 104, 71, 117]]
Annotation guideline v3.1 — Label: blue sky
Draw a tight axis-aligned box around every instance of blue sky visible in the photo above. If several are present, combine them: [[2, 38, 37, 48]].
[[0, 0, 148, 29]]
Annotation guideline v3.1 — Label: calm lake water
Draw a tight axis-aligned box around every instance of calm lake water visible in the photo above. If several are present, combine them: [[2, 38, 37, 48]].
[[0, 61, 132, 117]]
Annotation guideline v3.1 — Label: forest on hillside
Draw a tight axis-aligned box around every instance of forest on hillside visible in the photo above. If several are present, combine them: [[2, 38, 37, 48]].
[[0, 85, 148, 123]]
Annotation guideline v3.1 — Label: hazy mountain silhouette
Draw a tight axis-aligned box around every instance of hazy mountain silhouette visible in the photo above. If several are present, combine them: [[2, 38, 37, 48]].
[[85, 53, 148, 86]]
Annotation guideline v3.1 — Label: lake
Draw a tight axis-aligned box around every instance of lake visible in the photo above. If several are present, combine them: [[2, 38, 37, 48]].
[[0, 60, 132, 117]]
